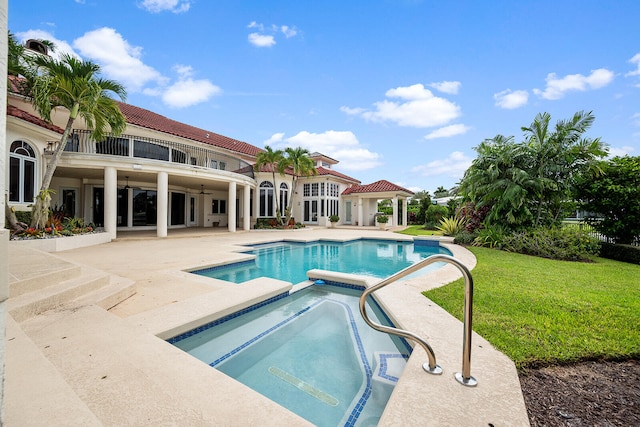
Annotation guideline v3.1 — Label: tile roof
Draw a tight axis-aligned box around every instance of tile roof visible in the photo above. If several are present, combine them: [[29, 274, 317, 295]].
[[7, 105, 65, 134], [315, 166, 360, 183], [117, 102, 263, 158], [341, 179, 414, 195]]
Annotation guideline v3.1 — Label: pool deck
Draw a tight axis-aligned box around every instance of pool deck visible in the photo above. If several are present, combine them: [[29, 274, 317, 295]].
[[4, 227, 530, 426]]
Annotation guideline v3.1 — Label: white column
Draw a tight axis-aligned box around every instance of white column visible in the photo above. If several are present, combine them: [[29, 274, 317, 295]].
[[0, 1, 9, 411], [392, 197, 398, 227], [357, 198, 364, 227], [157, 171, 168, 237], [402, 197, 408, 227], [104, 167, 118, 240], [228, 181, 237, 232], [243, 184, 251, 230]]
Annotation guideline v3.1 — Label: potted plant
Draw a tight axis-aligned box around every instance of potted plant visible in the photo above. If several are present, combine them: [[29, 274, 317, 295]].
[[376, 214, 389, 229], [329, 215, 339, 228]]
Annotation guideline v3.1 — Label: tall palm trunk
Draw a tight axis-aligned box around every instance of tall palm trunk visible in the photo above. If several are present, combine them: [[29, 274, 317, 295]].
[[30, 106, 77, 228]]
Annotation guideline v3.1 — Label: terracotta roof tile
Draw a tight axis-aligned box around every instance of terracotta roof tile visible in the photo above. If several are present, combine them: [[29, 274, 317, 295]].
[[117, 102, 262, 157], [315, 166, 360, 183], [7, 105, 65, 134], [341, 179, 414, 195]]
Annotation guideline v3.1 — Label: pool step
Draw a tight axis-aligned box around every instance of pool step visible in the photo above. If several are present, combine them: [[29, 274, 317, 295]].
[[9, 267, 112, 322], [371, 352, 408, 405], [3, 316, 102, 426]]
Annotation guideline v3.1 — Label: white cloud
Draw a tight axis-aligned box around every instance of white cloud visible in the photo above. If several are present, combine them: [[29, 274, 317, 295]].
[[424, 124, 471, 140], [162, 79, 221, 108], [247, 22, 298, 47], [162, 66, 222, 108], [608, 146, 635, 157], [280, 25, 298, 38], [625, 53, 640, 77], [633, 112, 640, 126], [139, 0, 190, 13], [494, 89, 529, 109], [411, 151, 472, 178], [343, 83, 461, 128], [339, 106, 366, 115], [16, 30, 77, 60], [264, 133, 285, 146], [266, 130, 383, 171], [248, 33, 276, 47], [533, 68, 615, 100], [73, 27, 166, 92], [429, 81, 461, 94]]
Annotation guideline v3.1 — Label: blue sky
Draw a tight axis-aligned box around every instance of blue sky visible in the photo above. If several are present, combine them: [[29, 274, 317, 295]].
[[9, 0, 640, 194]]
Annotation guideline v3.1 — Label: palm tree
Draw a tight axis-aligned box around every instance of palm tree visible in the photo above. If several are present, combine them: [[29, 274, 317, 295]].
[[254, 146, 286, 224], [280, 147, 317, 224], [28, 53, 127, 228]]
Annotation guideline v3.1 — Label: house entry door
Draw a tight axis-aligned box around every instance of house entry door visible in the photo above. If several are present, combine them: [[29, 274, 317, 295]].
[[345, 202, 352, 224]]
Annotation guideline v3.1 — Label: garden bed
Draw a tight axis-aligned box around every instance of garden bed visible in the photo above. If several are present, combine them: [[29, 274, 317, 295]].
[[10, 231, 111, 252]]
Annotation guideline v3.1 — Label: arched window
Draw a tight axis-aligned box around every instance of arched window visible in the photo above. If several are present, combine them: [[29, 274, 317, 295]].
[[259, 181, 274, 217], [279, 183, 289, 217], [9, 140, 37, 203]]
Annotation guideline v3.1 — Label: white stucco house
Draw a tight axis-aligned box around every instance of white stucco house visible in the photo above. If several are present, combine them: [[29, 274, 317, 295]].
[[7, 76, 413, 240]]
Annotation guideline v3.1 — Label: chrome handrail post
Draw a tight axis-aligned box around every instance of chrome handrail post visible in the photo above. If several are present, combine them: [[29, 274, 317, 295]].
[[358, 253, 478, 386]]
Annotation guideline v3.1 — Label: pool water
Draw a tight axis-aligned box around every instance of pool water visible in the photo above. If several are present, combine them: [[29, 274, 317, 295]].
[[169, 285, 412, 427], [194, 239, 451, 284]]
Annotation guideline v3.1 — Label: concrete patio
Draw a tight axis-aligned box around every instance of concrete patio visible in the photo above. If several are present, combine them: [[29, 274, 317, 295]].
[[4, 227, 530, 426]]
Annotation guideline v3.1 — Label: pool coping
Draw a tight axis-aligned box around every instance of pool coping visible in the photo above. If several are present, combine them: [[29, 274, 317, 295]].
[[5, 228, 530, 426]]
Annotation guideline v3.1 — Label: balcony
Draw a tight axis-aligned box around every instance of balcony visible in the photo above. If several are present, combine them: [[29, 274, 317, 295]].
[[50, 129, 254, 179]]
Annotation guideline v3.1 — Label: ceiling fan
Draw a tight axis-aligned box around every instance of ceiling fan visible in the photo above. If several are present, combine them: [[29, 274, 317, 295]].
[[198, 185, 213, 195]]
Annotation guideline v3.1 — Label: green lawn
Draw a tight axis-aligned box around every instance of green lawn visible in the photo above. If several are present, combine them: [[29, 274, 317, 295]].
[[423, 246, 640, 370], [396, 225, 443, 236]]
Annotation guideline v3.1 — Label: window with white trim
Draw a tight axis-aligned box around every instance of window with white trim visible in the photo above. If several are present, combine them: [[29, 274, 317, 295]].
[[9, 140, 37, 203], [259, 181, 274, 217]]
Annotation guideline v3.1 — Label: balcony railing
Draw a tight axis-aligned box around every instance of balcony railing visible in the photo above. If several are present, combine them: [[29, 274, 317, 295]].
[[51, 129, 254, 179]]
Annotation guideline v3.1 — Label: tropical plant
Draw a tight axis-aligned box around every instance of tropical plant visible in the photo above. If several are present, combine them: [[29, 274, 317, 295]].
[[424, 204, 448, 228], [434, 186, 449, 198], [459, 111, 608, 232], [376, 214, 389, 224], [25, 53, 127, 229], [575, 156, 640, 244], [254, 145, 286, 225], [473, 225, 506, 248], [280, 147, 317, 224], [436, 216, 466, 236]]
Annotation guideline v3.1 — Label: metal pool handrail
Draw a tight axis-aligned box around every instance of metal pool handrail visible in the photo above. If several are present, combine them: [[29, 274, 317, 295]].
[[358, 254, 478, 386]]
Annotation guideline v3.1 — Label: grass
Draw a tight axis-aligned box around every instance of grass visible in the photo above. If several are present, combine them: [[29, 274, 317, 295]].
[[423, 246, 640, 370], [395, 225, 443, 236]]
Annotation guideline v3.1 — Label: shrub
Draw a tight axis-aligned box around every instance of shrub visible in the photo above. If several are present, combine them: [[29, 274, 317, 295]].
[[436, 216, 466, 236], [329, 215, 339, 223], [473, 226, 505, 248], [501, 227, 600, 262], [599, 242, 640, 265], [456, 202, 490, 233], [453, 230, 478, 245], [377, 215, 389, 224], [425, 204, 448, 225], [15, 210, 32, 225]]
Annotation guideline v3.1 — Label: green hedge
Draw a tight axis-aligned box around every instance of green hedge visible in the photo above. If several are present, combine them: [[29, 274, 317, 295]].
[[599, 242, 640, 265]]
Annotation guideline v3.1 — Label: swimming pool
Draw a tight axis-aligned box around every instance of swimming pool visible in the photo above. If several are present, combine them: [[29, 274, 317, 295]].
[[193, 239, 451, 284], [169, 284, 411, 426]]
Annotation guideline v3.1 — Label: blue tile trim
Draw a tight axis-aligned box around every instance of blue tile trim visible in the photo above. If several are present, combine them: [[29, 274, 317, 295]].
[[167, 292, 289, 343], [414, 239, 439, 247], [168, 284, 413, 426], [377, 353, 410, 382], [192, 259, 255, 276], [209, 303, 315, 367]]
